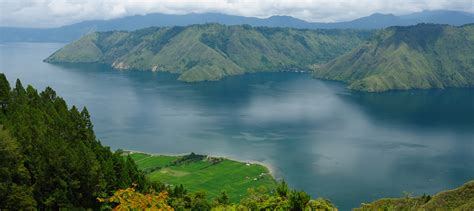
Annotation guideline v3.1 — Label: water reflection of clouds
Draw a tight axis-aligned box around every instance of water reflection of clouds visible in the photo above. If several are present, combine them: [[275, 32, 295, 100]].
[[3, 42, 473, 210], [241, 81, 347, 125], [232, 132, 286, 142]]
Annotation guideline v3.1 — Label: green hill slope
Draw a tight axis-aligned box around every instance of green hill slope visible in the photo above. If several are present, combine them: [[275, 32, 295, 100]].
[[127, 152, 277, 202], [312, 24, 474, 92], [354, 180, 474, 210], [45, 24, 371, 82], [0, 74, 147, 209]]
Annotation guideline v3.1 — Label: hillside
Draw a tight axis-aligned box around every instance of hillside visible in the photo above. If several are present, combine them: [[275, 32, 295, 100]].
[[0, 74, 147, 209], [127, 152, 277, 202], [355, 180, 474, 210], [45, 24, 371, 82], [312, 24, 474, 92], [1, 10, 472, 43]]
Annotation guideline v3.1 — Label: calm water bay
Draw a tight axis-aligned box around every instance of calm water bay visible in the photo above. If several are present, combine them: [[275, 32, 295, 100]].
[[1, 42, 473, 209]]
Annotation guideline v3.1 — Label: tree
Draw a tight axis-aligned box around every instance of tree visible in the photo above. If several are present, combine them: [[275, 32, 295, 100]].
[[214, 191, 230, 205], [98, 185, 172, 210], [0, 73, 10, 108], [0, 129, 36, 209], [307, 198, 337, 210], [289, 190, 311, 211], [171, 184, 187, 198], [14, 79, 25, 95], [190, 192, 211, 210], [0, 76, 152, 209], [240, 186, 271, 210], [277, 180, 289, 198]]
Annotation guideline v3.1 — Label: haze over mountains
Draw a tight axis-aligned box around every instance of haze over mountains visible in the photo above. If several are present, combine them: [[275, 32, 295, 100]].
[[1, 10, 473, 43]]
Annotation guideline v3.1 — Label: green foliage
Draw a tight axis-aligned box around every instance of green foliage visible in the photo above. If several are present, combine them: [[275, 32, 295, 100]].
[[0, 74, 148, 209], [97, 185, 173, 210], [128, 152, 277, 202], [277, 180, 289, 198], [354, 180, 474, 211], [238, 184, 334, 211], [172, 152, 207, 165], [307, 198, 338, 210], [0, 129, 36, 209], [214, 191, 230, 206], [45, 33, 103, 63], [0, 74, 10, 106], [190, 191, 212, 210], [45, 24, 372, 82], [313, 24, 474, 92], [126, 153, 339, 210], [289, 190, 311, 210], [104, 182, 338, 211]]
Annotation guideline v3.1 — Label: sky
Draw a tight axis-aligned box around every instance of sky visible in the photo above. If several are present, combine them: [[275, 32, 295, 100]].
[[0, 0, 473, 28]]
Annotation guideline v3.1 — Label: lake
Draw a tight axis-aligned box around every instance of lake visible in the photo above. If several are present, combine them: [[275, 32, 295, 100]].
[[1, 42, 473, 210]]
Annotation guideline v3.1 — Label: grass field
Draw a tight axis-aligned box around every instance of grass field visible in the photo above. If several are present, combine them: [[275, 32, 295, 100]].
[[127, 152, 277, 202]]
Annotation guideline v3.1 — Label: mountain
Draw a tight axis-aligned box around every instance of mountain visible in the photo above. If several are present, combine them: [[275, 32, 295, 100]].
[[315, 10, 474, 29], [355, 180, 474, 210], [1, 10, 472, 42], [0, 13, 315, 43], [400, 10, 474, 26], [312, 24, 474, 92], [45, 24, 372, 82]]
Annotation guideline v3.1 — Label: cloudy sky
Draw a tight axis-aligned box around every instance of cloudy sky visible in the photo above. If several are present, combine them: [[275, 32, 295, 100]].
[[1, 0, 473, 28]]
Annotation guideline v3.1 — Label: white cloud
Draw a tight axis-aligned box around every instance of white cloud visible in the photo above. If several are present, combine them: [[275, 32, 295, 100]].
[[0, 0, 472, 27]]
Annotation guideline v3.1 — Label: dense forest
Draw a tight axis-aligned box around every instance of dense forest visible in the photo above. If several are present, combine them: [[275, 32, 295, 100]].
[[0, 73, 335, 210], [0, 73, 151, 209]]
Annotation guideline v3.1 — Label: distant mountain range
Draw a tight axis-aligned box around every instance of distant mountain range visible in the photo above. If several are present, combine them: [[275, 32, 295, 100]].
[[46, 23, 474, 91], [44, 24, 371, 82], [1, 10, 473, 42]]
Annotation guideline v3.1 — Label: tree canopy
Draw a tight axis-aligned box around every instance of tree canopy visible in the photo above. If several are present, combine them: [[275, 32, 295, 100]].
[[0, 74, 146, 209]]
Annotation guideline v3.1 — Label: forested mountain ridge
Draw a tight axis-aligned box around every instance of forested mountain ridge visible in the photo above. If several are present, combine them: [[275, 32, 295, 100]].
[[312, 24, 474, 92], [0, 74, 149, 209], [45, 24, 372, 82]]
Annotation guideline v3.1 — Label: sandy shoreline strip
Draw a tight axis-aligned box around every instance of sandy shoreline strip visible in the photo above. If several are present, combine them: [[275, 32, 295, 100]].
[[122, 149, 279, 179]]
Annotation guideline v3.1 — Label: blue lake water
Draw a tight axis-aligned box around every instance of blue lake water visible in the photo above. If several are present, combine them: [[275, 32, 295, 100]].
[[1, 42, 473, 210]]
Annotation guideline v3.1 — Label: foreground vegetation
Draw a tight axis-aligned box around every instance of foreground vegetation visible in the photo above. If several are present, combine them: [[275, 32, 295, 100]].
[[45, 24, 371, 82], [0, 74, 152, 209], [355, 180, 474, 210], [100, 181, 337, 210], [127, 152, 277, 202], [313, 23, 474, 92]]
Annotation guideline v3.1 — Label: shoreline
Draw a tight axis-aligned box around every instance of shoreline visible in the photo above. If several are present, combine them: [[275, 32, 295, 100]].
[[122, 149, 278, 179]]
